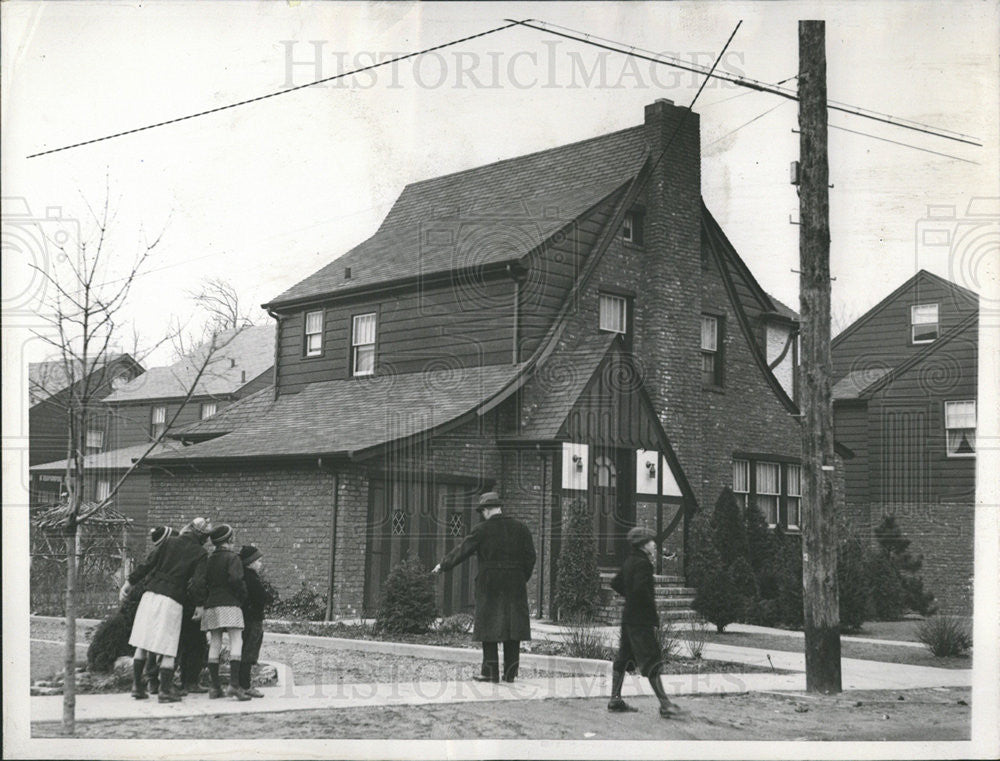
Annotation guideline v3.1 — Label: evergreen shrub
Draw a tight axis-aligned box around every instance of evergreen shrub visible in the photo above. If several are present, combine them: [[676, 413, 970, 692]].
[[269, 582, 327, 621], [375, 557, 438, 634], [86, 582, 146, 673], [554, 497, 602, 621]]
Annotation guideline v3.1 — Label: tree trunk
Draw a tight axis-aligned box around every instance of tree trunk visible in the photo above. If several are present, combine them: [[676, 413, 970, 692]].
[[798, 18, 842, 694], [62, 527, 79, 735]]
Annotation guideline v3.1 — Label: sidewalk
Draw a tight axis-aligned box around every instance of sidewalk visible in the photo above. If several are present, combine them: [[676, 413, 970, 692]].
[[30, 625, 970, 723]]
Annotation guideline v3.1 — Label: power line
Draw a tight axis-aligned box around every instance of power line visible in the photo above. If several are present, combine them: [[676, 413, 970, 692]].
[[26, 21, 523, 160], [509, 18, 981, 147], [826, 123, 980, 165], [705, 101, 788, 147]]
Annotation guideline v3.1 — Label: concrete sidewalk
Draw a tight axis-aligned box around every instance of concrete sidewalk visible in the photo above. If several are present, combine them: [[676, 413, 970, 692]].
[[30, 628, 969, 723]]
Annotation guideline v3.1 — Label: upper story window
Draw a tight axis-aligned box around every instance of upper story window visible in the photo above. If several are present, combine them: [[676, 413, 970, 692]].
[[151, 406, 167, 439], [594, 455, 617, 488], [304, 310, 324, 357], [96, 479, 111, 502], [701, 314, 723, 386], [352, 312, 376, 377], [599, 294, 627, 334], [85, 429, 104, 453], [200, 402, 217, 420], [944, 400, 976, 457], [911, 303, 938, 343], [622, 209, 644, 245]]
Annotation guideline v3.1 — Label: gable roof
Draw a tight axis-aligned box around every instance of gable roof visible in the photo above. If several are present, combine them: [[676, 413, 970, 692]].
[[832, 269, 978, 347], [104, 325, 274, 403], [170, 386, 276, 441], [147, 363, 523, 463], [265, 126, 649, 307], [832, 368, 892, 401], [29, 354, 142, 406]]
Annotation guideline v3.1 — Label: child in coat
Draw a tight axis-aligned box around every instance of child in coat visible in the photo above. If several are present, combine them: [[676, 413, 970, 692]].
[[193, 524, 249, 700], [607, 526, 680, 718], [238, 544, 275, 697]]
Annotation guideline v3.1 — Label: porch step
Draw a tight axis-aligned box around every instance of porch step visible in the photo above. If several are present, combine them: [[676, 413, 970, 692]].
[[593, 569, 698, 625]]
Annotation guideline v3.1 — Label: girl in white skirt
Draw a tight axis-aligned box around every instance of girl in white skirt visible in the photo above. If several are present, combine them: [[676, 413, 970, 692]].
[[197, 524, 249, 700]]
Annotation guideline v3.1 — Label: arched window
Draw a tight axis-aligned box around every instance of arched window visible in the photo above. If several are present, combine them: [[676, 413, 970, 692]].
[[594, 455, 617, 488]]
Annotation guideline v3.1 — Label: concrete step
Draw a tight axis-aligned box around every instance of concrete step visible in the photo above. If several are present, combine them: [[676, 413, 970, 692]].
[[599, 572, 686, 585], [654, 587, 697, 596], [655, 596, 696, 608]]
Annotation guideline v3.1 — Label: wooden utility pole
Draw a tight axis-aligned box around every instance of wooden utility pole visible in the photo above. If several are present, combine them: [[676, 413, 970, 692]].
[[798, 19, 842, 694]]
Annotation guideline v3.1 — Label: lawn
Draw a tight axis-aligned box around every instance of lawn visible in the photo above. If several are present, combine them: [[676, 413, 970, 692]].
[[700, 630, 971, 669], [32, 687, 971, 740]]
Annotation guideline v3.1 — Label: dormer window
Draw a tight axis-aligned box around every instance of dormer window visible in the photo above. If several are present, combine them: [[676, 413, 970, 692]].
[[151, 406, 167, 439], [622, 209, 644, 245], [304, 310, 324, 357], [352, 312, 376, 376], [599, 294, 627, 334], [200, 402, 217, 420], [911, 303, 938, 343]]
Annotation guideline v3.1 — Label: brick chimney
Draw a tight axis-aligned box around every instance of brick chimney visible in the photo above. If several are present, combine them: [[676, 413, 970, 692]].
[[636, 98, 703, 490]]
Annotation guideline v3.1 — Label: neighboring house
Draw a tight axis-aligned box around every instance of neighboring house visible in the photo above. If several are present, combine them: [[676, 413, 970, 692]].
[[832, 270, 978, 614], [30, 324, 275, 552], [145, 99, 804, 618], [28, 354, 145, 506]]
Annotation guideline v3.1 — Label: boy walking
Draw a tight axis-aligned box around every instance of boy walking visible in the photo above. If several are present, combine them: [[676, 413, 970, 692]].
[[607, 527, 680, 718]]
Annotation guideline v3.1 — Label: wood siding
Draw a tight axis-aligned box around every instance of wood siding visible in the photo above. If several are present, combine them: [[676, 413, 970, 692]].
[[867, 322, 977, 504], [518, 190, 624, 360], [832, 401, 869, 504], [105, 397, 235, 450], [276, 278, 518, 395], [831, 274, 976, 381]]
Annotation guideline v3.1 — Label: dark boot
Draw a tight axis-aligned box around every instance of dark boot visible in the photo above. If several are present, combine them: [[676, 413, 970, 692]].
[[502, 640, 520, 683], [131, 659, 148, 700], [228, 660, 250, 701], [157, 668, 181, 703], [475, 643, 500, 682], [208, 662, 223, 699], [144, 657, 159, 695], [241, 661, 263, 698], [648, 666, 679, 718], [607, 669, 637, 712]]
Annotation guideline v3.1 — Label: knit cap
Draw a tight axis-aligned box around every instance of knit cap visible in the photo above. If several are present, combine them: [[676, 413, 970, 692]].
[[239, 544, 262, 565], [210, 524, 235, 546], [149, 526, 174, 546]]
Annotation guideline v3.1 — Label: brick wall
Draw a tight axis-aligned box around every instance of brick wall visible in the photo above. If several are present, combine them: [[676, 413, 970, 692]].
[[843, 500, 974, 616]]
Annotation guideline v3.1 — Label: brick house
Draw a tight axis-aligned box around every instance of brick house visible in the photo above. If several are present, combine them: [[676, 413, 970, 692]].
[[145, 99, 804, 618], [30, 325, 274, 553], [832, 270, 978, 614]]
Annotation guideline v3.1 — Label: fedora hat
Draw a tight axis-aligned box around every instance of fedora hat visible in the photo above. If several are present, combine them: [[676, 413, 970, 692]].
[[477, 492, 502, 511]]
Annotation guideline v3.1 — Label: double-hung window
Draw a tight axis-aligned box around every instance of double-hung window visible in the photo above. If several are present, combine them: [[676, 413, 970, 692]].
[[944, 400, 976, 457], [599, 294, 627, 334], [86, 429, 104, 453], [732, 459, 750, 510], [622, 210, 644, 245], [786, 464, 802, 530], [756, 462, 781, 527], [701, 315, 722, 386], [151, 406, 167, 439], [352, 313, 376, 376], [200, 402, 217, 420], [304, 310, 324, 357], [96, 479, 110, 502], [911, 304, 938, 343]]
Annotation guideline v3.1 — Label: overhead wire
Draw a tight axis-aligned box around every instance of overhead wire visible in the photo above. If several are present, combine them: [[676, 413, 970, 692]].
[[26, 20, 523, 159], [508, 18, 981, 147]]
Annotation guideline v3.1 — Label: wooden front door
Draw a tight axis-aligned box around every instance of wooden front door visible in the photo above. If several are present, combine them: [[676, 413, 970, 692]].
[[363, 477, 477, 616], [590, 448, 634, 567]]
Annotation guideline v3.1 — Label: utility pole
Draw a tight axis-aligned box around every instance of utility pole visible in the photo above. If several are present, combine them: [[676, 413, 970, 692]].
[[798, 19, 842, 694]]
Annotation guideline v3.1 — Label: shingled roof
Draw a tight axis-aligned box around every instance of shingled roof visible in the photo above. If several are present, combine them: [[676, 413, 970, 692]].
[[265, 126, 649, 307], [29, 354, 142, 406], [31, 441, 185, 473], [170, 385, 276, 441], [104, 325, 274, 402], [147, 363, 524, 462]]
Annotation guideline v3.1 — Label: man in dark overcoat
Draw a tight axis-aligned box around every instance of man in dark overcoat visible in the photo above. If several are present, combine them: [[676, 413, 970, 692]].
[[432, 492, 536, 683]]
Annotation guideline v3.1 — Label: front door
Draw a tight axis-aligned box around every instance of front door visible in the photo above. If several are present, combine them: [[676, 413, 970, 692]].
[[590, 448, 634, 567]]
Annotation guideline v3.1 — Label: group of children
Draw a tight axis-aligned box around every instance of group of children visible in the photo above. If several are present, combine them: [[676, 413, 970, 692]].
[[122, 519, 272, 703]]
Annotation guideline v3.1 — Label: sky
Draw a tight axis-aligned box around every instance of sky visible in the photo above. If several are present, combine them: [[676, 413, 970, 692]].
[[3, 0, 997, 373]]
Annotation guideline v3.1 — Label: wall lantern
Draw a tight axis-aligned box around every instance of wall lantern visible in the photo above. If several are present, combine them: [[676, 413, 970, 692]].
[[572, 454, 583, 472], [646, 460, 657, 479]]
